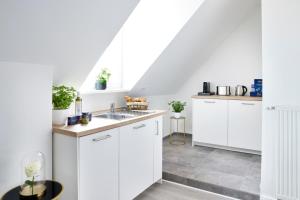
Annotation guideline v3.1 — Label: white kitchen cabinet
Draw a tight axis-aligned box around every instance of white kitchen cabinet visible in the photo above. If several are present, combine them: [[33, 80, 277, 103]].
[[79, 129, 119, 200], [119, 119, 155, 200], [192, 98, 262, 152], [228, 101, 262, 151], [153, 117, 163, 183], [53, 115, 163, 200], [53, 129, 119, 200], [193, 99, 228, 146]]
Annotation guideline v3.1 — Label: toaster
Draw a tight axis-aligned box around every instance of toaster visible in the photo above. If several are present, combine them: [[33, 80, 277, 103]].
[[216, 86, 231, 96]]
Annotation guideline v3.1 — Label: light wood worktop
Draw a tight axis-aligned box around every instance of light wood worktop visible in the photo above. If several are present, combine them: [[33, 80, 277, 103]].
[[191, 95, 262, 101], [53, 110, 166, 137]]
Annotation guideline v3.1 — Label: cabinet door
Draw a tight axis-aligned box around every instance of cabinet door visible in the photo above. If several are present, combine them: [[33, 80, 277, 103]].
[[120, 119, 154, 200], [153, 116, 163, 183], [193, 99, 228, 146], [228, 101, 262, 151], [79, 129, 119, 200]]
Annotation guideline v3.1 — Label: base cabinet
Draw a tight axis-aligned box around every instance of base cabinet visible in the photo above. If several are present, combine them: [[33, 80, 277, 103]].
[[120, 117, 162, 200], [193, 99, 228, 146], [192, 98, 262, 152], [228, 101, 262, 151], [119, 120, 154, 200], [53, 116, 163, 200], [79, 129, 119, 200]]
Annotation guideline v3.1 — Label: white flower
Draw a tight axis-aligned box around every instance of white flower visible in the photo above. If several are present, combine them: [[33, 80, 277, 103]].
[[25, 161, 41, 178]]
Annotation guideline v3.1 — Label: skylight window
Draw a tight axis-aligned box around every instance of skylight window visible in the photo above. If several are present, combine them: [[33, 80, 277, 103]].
[[80, 0, 205, 92], [80, 30, 123, 92]]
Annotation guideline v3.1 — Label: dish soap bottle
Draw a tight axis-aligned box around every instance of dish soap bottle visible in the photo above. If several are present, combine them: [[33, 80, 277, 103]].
[[75, 92, 82, 116]]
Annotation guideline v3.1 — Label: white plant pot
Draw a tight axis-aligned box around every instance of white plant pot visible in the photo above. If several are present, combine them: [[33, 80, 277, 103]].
[[52, 109, 71, 125], [173, 112, 181, 118]]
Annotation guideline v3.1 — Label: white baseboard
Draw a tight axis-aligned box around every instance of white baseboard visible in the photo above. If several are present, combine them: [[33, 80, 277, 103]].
[[260, 194, 276, 200], [193, 141, 261, 155]]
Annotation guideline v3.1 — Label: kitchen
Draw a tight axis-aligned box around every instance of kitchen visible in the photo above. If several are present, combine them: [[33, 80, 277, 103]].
[[1, 0, 300, 200]]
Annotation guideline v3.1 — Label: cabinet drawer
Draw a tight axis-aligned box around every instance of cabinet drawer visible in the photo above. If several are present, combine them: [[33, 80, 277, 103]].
[[193, 99, 228, 146], [228, 101, 262, 151]]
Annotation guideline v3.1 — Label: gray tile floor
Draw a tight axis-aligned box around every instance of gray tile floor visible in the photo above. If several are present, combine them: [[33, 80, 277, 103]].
[[135, 181, 235, 200], [163, 135, 261, 199]]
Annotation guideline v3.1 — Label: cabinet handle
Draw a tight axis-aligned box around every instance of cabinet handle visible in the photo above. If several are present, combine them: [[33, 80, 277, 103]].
[[133, 124, 146, 129], [241, 103, 255, 106], [155, 120, 159, 135], [204, 101, 216, 104], [92, 135, 112, 142]]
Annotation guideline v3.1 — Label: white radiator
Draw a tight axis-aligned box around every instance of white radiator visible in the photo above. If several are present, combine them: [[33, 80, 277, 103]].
[[275, 106, 300, 200]]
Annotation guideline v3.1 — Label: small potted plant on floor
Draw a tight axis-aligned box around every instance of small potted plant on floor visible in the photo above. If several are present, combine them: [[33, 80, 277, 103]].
[[95, 68, 111, 90], [168, 100, 187, 118], [52, 85, 76, 125]]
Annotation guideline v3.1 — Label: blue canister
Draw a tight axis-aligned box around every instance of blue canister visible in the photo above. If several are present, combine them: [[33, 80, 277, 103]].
[[68, 116, 80, 125], [82, 112, 92, 121]]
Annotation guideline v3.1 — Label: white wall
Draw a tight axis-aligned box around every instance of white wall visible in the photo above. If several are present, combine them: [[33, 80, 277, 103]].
[[0, 0, 140, 89], [81, 92, 128, 113], [173, 7, 262, 133], [131, 0, 261, 96], [261, 0, 300, 199], [0, 62, 52, 196]]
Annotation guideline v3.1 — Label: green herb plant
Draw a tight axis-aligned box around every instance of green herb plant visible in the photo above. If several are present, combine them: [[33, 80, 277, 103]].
[[97, 68, 111, 84], [168, 101, 187, 113], [52, 85, 76, 110]]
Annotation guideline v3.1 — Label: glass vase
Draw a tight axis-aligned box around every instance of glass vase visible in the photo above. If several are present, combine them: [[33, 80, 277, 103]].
[[20, 152, 46, 198]]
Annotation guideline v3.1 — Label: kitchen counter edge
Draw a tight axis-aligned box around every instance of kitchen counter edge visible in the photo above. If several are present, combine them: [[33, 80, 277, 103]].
[[53, 110, 167, 137], [191, 95, 262, 101]]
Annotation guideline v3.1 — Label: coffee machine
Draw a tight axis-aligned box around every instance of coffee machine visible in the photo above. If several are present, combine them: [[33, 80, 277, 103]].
[[203, 82, 210, 93], [198, 82, 215, 96]]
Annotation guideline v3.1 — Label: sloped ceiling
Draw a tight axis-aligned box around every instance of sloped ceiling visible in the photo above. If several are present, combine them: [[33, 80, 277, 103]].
[[130, 0, 261, 96], [0, 0, 140, 88]]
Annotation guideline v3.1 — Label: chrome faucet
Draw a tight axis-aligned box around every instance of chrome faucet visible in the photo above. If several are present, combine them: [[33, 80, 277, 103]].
[[110, 103, 115, 113]]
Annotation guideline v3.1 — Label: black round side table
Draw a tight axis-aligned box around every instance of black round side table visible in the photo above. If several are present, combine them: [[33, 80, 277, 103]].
[[1, 180, 63, 200]]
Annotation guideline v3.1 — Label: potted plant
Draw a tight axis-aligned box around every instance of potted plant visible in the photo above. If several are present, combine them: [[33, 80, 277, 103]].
[[168, 101, 187, 118], [95, 68, 111, 90], [52, 85, 76, 125]]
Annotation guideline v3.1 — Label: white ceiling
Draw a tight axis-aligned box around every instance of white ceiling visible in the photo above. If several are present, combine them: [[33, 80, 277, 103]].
[[0, 0, 140, 88], [130, 0, 261, 96]]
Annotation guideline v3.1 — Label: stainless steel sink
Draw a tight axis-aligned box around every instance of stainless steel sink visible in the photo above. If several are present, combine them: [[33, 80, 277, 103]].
[[95, 113, 135, 120], [94, 110, 155, 120]]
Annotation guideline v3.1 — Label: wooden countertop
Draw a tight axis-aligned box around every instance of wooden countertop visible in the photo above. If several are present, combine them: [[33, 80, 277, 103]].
[[191, 95, 262, 101], [53, 110, 167, 137]]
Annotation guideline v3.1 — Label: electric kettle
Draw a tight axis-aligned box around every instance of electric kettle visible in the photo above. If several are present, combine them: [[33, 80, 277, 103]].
[[235, 85, 247, 96]]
